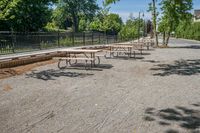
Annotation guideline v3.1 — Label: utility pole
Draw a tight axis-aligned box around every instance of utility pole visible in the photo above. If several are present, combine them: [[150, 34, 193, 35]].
[[143, 13, 145, 38]]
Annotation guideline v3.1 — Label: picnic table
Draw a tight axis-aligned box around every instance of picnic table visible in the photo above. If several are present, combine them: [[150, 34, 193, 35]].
[[138, 38, 155, 49], [117, 42, 144, 53], [54, 49, 102, 69], [107, 44, 136, 58]]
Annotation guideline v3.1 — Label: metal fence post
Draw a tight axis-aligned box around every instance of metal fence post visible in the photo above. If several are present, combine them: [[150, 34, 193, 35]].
[[11, 29, 15, 53], [106, 34, 108, 44], [83, 32, 85, 46], [92, 31, 94, 45], [57, 30, 60, 47], [99, 33, 101, 44], [115, 35, 118, 43], [39, 33, 42, 50], [104, 32, 106, 44], [72, 32, 75, 46]]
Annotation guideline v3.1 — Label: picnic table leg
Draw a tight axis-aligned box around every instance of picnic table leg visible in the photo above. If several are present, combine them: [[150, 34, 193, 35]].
[[91, 53, 93, 67], [110, 46, 112, 57], [134, 51, 136, 58], [94, 53, 97, 66], [92, 53, 94, 67], [147, 43, 150, 50], [65, 52, 69, 67]]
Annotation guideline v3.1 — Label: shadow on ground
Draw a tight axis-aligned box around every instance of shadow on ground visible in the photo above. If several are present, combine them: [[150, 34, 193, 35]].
[[143, 103, 200, 133], [56, 62, 113, 71], [150, 59, 200, 76], [26, 69, 94, 81], [106, 56, 144, 60], [169, 45, 200, 49], [142, 60, 161, 63]]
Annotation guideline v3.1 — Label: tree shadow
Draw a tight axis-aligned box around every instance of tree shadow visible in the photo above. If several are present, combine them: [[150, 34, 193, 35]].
[[150, 59, 200, 76], [135, 52, 151, 55], [58, 63, 113, 71], [142, 60, 161, 63], [106, 56, 144, 60], [26, 69, 94, 81], [169, 45, 200, 49], [143, 104, 200, 132]]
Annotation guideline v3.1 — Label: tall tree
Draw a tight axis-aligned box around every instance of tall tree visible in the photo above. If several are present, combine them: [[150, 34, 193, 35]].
[[159, 0, 193, 46], [56, 0, 99, 32], [149, 0, 159, 47], [0, 0, 55, 31]]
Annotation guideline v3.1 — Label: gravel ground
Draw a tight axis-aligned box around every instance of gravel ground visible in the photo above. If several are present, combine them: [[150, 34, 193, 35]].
[[0, 39, 200, 133]]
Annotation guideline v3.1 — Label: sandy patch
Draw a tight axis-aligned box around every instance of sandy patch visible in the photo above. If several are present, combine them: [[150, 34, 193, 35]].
[[0, 60, 56, 80]]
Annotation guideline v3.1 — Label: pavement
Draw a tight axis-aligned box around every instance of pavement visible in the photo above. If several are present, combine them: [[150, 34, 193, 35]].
[[0, 38, 200, 133]]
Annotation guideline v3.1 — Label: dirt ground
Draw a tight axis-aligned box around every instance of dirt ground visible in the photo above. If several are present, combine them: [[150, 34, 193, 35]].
[[0, 60, 56, 80], [0, 39, 200, 133]]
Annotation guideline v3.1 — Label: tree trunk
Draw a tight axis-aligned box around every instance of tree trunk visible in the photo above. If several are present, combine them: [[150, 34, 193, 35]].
[[163, 31, 166, 45], [165, 22, 173, 46], [166, 32, 171, 46], [72, 13, 79, 32], [152, 0, 159, 47]]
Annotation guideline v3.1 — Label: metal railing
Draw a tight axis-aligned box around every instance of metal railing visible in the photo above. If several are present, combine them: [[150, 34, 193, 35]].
[[0, 31, 119, 55]]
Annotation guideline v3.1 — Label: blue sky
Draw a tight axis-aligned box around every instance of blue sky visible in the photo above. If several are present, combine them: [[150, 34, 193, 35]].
[[97, 0, 200, 22]]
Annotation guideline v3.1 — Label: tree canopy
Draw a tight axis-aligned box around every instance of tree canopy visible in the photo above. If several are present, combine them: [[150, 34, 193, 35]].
[[90, 13, 122, 34], [0, 0, 55, 31], [54, 0, 99, 32]]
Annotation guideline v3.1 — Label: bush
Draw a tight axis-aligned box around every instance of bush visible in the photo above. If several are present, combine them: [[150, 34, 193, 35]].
[[176, 22, 200, 41]]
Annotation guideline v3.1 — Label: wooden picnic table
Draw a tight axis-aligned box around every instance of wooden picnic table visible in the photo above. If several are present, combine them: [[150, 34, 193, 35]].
[[55, 49, 102, 69], [107, 44, 136, 58]]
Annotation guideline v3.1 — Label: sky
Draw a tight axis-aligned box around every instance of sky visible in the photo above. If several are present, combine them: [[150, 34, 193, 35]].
[[97, 0, 200, 22]]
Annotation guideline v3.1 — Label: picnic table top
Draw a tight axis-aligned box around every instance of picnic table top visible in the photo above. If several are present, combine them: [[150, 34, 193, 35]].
[[58, 49, 102, 53], [108, 44, 136, 48]]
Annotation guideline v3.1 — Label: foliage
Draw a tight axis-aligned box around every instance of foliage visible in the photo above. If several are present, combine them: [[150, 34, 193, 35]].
[[119, 17, 144, 40], [102, 13, 123, 34], [159, 0, 193, 45], [55, 0, 99, 32], [0, 0, 55, 31], [44, 22, 59, 32], [105, 0, 119, 5], [89, 13, 122, 34], [176, 22, 200, 41], [52, 6, 71, 30]]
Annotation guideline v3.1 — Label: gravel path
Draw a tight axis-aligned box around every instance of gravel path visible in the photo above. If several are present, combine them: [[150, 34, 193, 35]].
[[0, 38, 200, 133]]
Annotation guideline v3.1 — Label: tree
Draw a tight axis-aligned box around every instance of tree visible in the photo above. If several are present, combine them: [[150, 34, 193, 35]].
[[158, 17, 169, 45], [105, 0, 159, 46], [176, 21, 200, 41], [0, 0, 55, 31], [89, 3, 122, 34], [119, 15, 144, 40], [55, 0, 99, 32], [105, 0, 119, 5], [148, 0, 159, 47], [159, 0, 193, 46], [89, 13, 122, 34], [102, 13, 123, 34]]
